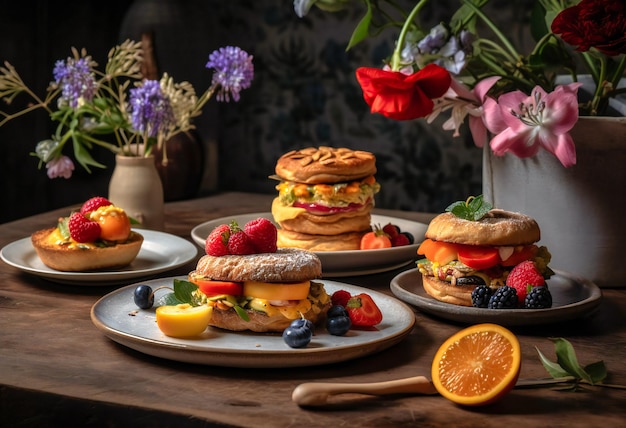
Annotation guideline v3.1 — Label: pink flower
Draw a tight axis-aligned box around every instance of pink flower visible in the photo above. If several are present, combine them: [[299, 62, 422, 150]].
[[484, 83, 582, 167], [46, 155, 75, 179], [427, 76, 501, 146]]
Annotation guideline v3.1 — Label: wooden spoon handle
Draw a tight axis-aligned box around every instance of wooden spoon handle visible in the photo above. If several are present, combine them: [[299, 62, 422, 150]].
[[292, 376, 437, 406]]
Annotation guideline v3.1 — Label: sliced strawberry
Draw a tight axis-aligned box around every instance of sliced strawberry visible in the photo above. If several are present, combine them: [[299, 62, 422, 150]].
[[243, 217, 277, 253], [80, 196, 112, 215], [346, 293, 383, 327], [205, 224, 230, 256], [68, 212, 101, 243]]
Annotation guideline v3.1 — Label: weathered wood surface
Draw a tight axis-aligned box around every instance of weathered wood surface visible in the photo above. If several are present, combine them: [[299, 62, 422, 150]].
[[1, 192, 625, 427]]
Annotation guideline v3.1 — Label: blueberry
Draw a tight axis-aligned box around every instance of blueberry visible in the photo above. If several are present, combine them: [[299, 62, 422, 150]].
[[326, 315, 351, 336], [283, 320, 313, 348], [290, 318, 315, 333], [133, 284, 154, 309], [402, 232, 415, 244], [327, 305, 349, 319]]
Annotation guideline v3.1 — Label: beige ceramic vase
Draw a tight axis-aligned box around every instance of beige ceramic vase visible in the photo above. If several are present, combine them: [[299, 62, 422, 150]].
[[108, 152, 165, 231], [483, 116, 626, 288]]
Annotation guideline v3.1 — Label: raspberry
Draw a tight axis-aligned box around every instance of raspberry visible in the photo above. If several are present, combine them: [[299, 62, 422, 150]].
[[471, 285, 493, 308], [331, 290, 351, 307], [487, 286, 518, 309], [382, 223, 399, 238], [391, 233, 410, 247], [205, 224, 231, 256], [243, 217, 277, 253], [228, 230, 256, 255], [80, 196, 112, 215], [524, 286, 553, 309], [68, 212, 101, 243], [506, 260, 545, 304]]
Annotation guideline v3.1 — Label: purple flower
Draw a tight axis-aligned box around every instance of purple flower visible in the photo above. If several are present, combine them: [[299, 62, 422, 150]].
[[206, 46, 254, 102], [52, 58, 97, 108], [415, 25, 474, 75], [46, 155, 75, 179], [129, 80, 175, 138]]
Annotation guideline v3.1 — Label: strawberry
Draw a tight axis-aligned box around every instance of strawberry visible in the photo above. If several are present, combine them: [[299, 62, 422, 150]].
[[506, 260, 546, 304], [228, 230, 256, 255], [80, 196, 112, 215], [391, 233, 410, 247], [382, 223, 400, 239], [331, 290, 351, 307], [360, 225, 392, 250], [68, 212, 101, 243], [345, 293, 383, 327], [205, 224, 231, 256], [243, 217, 277, 253]]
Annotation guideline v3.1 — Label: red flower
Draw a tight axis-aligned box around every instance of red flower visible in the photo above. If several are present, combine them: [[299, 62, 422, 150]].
[[355, 64, 451, 121], [551, 0, 626, 57]]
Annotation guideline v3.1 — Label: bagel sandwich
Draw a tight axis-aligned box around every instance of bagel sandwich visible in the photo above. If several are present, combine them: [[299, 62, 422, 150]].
[[416, 201, 552, 306], [188, 248, 331, 332], [271, 146, 380, 251]]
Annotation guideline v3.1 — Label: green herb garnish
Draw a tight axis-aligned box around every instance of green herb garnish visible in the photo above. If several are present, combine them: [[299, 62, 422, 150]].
[[445, 195, 492, 221]]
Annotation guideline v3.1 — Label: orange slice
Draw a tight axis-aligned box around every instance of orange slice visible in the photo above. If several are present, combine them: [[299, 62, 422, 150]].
[[431, 323, 521, 406]]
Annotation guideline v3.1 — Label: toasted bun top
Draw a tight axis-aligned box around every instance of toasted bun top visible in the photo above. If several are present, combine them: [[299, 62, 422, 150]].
[[275, 146, 376, 184], [191, 248, 322, 283], [425, 209, 540, 246]]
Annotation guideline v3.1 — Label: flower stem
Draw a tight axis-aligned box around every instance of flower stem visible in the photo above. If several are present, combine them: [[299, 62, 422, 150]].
[[390, 0, 430, 71]]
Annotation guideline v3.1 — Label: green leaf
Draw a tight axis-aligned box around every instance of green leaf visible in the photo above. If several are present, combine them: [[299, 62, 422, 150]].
[[536, 346, 571, 379], [552, 338, 594, 383], [172, 279, 199, 304], [233, 305, 250, 322], [445, 195, 492, 221], [346, 0, 372, 51], [584, 360, 607, 384], [156, 292, 184, 306]]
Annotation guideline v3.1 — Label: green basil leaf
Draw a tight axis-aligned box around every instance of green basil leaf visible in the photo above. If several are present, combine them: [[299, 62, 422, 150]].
[[173, 279, 199, 305], [156, 292, 184, 306], [552, 338, 593, 383], [536, 346, 571, 379]]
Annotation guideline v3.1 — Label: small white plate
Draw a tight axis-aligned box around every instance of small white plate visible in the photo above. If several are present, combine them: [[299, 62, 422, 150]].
[[190, 212, 427, 277], [390, 268, 602, 326], [91, 279, 416, 368], [0, 230, 198, 286]]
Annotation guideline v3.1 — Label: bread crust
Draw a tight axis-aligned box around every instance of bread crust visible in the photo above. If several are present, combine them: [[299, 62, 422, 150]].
[[208, 299, 331, 333], [275, 146, 376, 184], [422, 275, 474, 307], [425, 209, 540, 246], [277, 229, 365, 251], [31, 228, 143, 272], [192, 248, 322, 282], [277, 202, 373, 235]]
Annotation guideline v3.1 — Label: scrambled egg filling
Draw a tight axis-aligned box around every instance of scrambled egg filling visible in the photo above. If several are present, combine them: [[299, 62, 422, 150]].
[[276, 176, 380, 208]]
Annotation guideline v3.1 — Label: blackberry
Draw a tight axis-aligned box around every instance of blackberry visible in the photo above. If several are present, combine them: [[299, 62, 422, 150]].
[[524, 286, 553, 309], [488, 286, 518, 309], [471, 285, 493, 308]]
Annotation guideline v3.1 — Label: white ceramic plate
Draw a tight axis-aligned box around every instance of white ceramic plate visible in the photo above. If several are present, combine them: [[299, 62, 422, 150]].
[[0, 230, 198, 285], [91, 279, 416, 368], [190, 212, 427, 277], [390, 268, 602, 326]]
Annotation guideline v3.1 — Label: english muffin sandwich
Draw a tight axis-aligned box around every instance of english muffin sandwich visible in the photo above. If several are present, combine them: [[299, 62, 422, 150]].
[[416, 196, 552, 307], [271, 146, 380, 251]]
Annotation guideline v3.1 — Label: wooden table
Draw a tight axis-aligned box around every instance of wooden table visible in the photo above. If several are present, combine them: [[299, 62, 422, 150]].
[[1, 192, 625, 427]]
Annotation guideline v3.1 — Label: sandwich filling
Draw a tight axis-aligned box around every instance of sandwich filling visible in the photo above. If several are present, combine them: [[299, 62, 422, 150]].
[[416, 238, 552, 288]]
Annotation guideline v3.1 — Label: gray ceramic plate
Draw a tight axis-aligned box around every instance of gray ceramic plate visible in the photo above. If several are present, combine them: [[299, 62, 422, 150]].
[[191, 212, 427, 277], [390, 268, 602, 326], [0, 230, 198, 285], [91, 278, 415, 368]]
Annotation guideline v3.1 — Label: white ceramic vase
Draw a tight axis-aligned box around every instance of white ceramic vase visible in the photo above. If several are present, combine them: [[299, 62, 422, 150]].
[[483, 116, 626, 288], [108, 152, 165, 231]]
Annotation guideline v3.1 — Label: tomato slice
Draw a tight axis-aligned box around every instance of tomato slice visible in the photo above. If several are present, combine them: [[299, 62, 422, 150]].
[[457, 245, 500, 270], [192, 279, 243, 297], [501, 245, 538, 266]]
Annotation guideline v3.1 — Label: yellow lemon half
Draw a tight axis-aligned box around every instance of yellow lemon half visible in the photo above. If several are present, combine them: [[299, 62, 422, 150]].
[[155, 304, 213, 338]]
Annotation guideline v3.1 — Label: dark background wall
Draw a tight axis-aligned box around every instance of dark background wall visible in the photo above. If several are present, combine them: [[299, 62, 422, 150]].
[[0, 0, 517, 224]]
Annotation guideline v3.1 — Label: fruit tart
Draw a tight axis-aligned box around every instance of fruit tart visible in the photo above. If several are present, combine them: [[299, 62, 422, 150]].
[[31, 197, 143, 272]]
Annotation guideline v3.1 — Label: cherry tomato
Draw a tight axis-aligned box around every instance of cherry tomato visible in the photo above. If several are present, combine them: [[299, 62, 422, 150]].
[[457, 245, 500, 270], [191, 279, 243, 297]]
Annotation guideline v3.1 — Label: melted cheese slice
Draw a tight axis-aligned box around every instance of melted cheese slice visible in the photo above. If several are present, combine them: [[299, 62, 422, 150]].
[[271, 197, 306, 222]]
